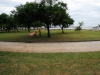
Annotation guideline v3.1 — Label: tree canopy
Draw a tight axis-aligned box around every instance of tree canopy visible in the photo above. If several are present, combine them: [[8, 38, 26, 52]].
[[75, 21, 84, 32], [0, 0, 74, 37]]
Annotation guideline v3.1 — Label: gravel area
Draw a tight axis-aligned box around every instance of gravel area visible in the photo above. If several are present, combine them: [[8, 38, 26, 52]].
[[0, 41, 100, 53]]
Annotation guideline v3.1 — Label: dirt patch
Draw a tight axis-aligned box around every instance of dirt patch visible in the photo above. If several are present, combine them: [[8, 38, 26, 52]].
[[0, 41, 100, 53]]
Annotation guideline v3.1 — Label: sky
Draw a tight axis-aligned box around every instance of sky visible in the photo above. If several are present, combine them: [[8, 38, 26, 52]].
[[0, 0, 100, 28]]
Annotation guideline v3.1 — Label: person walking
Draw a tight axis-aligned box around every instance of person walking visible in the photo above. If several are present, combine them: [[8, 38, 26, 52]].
[[39, 29, 42, 36]]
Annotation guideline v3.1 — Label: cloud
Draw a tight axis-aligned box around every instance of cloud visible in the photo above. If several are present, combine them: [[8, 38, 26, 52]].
[[0, 0, 100, 27], [0, 4, 15, 14], [62, 0, 100, 27], [0, 0, 42, 14], [11, 0, 34, 3]]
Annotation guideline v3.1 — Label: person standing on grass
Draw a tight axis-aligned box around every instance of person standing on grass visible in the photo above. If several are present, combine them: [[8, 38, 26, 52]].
[[39, 29, 42, 36]]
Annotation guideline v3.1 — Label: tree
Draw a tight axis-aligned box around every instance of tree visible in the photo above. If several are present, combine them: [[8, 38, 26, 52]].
[[13, 2, 39, 32], [39, 0, 57, 37], [11, 10, 19, 31], [32, 21, 43, 29], [0, 13, 9, 31], [61, 16, 74, 33], [52, 2, 74, 33], [12, 0, 74, 37], [39, 0, 74, 36], [7, 14, 18, 32], [75, 21, 84, 32], [6, 15, 12, 32]]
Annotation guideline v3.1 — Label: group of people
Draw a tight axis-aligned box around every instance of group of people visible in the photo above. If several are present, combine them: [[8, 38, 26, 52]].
[[29, 29, 42, 37]]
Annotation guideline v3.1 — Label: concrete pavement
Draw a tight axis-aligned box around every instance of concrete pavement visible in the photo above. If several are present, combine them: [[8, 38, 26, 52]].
[[0, 41, 100, 53]]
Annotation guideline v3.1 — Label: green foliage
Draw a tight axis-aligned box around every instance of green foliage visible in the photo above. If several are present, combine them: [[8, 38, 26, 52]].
[[0, 13, 8, 28], [75, 21, 84, 31], [0, 0, 75, 37], [0, 0, 74, 36], [12, 0, 74, 37], [0, 51, 100, 75], [14, 2, 39, 32], [52, 1, 74, 33], [0, 13, 18, 32], [32, 21, 43, 28]]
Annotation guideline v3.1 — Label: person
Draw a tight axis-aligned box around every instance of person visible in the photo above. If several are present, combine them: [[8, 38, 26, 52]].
[[39, 29, 41, 36], [29, 32, 36, 37], [33, 32, 36, 36]]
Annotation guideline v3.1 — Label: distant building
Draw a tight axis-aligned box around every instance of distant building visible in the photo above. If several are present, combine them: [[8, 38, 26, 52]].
[[92, 24, 100, 31]]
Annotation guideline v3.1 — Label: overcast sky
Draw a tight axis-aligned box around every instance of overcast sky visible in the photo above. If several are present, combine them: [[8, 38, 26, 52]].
[[0, 0, 100, 28]]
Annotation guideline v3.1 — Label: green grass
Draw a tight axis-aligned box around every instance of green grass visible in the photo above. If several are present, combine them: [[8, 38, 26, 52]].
[[0, 30, 100, 42], [0, 51, 100, 75]]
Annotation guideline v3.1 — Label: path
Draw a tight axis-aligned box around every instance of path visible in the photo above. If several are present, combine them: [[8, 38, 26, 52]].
[[0, 41, 100, 53]]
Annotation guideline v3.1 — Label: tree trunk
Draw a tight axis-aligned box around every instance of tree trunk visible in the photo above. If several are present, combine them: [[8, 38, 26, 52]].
[[47, 25, 50, 37], [27, 26, 30, 32], [7, 27, 10, 33], [62, 25, 64, 33]]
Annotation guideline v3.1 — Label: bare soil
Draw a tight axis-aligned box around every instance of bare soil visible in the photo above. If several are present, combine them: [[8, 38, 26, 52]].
[[0, 41, 100, 53]]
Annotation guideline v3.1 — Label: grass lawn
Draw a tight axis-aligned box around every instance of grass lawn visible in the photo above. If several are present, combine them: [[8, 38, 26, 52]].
[[0, 30, 100, 42], [0, 30, 100, 75], [0, 51, 100, 75]]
